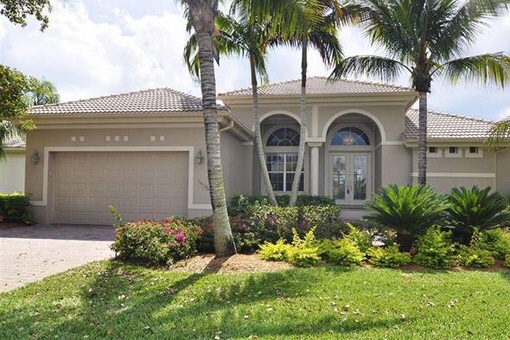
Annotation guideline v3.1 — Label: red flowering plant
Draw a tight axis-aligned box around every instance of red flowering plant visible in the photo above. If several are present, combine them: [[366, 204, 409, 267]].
[[110, 212, 200, 265]]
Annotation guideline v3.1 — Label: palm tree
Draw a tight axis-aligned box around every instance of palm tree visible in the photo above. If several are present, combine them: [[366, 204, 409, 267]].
[[180, 0, 236, 257], [486, 118, 510, 150], [184, 8, 280, 206], [330, 0, 510, 185], [27, 78, 60, 106], [286, 0, 350, 206]]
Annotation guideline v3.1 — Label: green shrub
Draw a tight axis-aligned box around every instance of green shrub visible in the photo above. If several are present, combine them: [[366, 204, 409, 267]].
[[344, 223, 372, 253], [477, 229, 510, 260], [192, 216, 215, 253], [456, 245, 495, 268], [364, 185, 448, 252], [447, 186, 510, 244], [0, 193, 34, 223], [367, 246, 411, 268], [258, 239, 291, 262], [505, 254, 510, 268], [111, 217, 200, 265], [317, 238, 364, 267], [415, 227, 456, 268], [286, 228, 321, 267]]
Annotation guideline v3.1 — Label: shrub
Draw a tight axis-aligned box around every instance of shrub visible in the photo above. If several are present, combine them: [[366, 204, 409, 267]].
[[456, 245, 495, 268], [111, 217, 200, 265], [286, 228, 321, 267], [317, 238, 364, 267], [505, 254, 510, 268], [344, 223, 372, 253], [368, 246, 411, 268], [258, 239, 291, 262], [447, 186, 510, 244], [364, 185, 448, 252], [192, 216, 215, 253], [415, 227, 456, 268], [477, 228, 510, 260], [0, 193, 34, 223]]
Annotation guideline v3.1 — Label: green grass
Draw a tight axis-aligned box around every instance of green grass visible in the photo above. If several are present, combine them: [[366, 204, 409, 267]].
[[1, 261, 509, 339]]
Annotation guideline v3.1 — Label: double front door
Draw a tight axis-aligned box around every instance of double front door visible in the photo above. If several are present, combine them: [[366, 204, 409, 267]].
[[331, 153, 370, 205]]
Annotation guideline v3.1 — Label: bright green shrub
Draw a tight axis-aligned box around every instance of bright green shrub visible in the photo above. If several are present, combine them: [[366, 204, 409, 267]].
[[505, 254, 510, 268], [364, 185, 448, 251], [317, 238, 364, 267], [368, 246, 411, 268], [0, 193, 34, 223], [344, 223, 372, 253], [478, 228, 510, 260], [258, 239, 291, 262], [447, 186, 510, 244], [415, 227, 456, 268], [111, 217, 200, 265], [286, 228, 321, 267], [456, 245, 495, 268]]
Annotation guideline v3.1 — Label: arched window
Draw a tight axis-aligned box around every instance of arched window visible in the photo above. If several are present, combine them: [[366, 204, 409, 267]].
[[265, 128, 304, 192], [331, 127, 370, 146]]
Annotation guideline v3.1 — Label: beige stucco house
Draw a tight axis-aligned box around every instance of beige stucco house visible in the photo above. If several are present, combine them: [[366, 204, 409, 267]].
[[25, 77, 510, 225], [0, 134, 25, 194]]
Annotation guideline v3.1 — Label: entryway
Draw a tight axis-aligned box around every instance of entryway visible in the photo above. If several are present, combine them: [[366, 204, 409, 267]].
[[331, 153, 371, 205]]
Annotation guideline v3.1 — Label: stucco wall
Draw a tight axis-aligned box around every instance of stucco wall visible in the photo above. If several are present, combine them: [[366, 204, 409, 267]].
[[380, 145, 412, 186], [496, 148, 510, 195], [0, 151, 25, 193], [220, 131, 252, 198]]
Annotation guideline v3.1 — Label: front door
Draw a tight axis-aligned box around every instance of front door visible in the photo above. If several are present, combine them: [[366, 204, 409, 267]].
[[331, 153, 369, 205]]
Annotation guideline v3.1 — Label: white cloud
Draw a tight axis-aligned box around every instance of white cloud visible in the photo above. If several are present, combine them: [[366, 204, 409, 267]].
[[499, 107, 510, 120]]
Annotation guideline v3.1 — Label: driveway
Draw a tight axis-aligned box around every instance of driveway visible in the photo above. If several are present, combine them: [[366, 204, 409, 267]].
[[0, 225, 115, 292]]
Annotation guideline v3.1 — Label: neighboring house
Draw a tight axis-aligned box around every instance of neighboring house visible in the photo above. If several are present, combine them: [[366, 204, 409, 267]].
[[26, 78, 510, 225], [0, 134, 26, 194]]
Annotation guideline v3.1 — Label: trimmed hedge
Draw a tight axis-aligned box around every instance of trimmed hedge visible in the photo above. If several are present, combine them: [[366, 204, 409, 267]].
[[0, 193, 33, 223]]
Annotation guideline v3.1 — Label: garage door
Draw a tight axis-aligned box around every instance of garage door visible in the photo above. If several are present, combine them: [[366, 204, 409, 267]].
[[52, 152, 188, 225]]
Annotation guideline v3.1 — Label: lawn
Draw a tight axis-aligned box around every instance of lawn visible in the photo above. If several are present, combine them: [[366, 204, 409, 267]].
[[1, 261, 509, 339]]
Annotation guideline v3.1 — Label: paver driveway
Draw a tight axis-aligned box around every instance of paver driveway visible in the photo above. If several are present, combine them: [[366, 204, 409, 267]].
[[0, 225, 115, 292]]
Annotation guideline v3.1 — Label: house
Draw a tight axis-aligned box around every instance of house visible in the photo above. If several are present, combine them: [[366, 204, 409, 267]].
[[25, 77, 510, 225], [0, 134, 26, 194]]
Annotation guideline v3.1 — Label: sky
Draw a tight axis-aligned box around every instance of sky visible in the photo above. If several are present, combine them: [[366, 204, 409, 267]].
[[0, 0, 509, 121]]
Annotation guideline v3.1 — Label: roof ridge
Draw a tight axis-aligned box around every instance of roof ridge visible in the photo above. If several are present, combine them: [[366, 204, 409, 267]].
[[33, 88, 203, 108], [334, 77, 413, 91], [407, 108, 495, 124]]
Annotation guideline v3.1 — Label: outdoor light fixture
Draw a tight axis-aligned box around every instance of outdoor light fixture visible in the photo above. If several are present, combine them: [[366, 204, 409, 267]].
[[31, 150, 40, 165], [195, 149, 204, 164]]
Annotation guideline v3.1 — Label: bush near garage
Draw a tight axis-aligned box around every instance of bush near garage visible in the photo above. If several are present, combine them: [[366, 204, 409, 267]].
[[0, 192, 34, 223]]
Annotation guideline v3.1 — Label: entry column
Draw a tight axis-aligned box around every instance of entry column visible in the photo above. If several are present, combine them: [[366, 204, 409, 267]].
[[308, 142, 323, 195]]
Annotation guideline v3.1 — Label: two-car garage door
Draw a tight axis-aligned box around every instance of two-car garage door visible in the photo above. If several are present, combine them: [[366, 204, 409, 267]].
[[52, 152, 188, 225]]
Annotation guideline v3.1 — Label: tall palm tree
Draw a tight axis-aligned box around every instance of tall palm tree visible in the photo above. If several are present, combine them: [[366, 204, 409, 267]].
[[184, 8, 281, 206], [287, 0, 348, 206], [180, 0, 236, 257], [330, 0, 510, 185]]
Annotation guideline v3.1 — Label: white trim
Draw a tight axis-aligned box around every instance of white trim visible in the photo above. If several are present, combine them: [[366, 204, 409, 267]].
[[30, 146, 212, 211], [427, 147, 443, 158], [321, 109, 387, 143], [375, 141, 405, 149], [410, 172, 495, 178], [445, 146, 462, 158], [311, 106, 319, 137], [259, 110, 301, 124]]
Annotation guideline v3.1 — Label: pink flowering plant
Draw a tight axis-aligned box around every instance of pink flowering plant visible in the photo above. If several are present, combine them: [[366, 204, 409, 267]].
[[111, 214, 200, 265]]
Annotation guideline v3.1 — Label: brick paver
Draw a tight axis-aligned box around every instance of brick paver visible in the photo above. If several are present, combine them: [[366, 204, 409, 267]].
[[0, 225, 115, 292]]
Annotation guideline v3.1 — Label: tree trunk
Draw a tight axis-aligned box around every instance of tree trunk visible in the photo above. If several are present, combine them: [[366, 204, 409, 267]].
[[289, 38, 308, 207], [417, 92, 428, 185], [250, 55, 278, 206], [191, 4, 236, 256]]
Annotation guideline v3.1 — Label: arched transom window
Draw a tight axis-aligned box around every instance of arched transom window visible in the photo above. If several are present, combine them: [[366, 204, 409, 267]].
[[265, 127, 304, 192], [331, 127, 370, 146]]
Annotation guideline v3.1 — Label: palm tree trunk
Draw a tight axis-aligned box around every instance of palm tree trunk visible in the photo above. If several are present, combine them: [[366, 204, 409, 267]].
[[250, 55, 278, 206], [417, 91, 428, 185], [194, 28, 236, 257], [290, 38, 308, 206]]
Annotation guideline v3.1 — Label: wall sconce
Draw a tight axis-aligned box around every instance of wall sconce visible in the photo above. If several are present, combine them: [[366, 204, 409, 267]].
[[31, 150, 40, 165], [195, 149, 204, 164]]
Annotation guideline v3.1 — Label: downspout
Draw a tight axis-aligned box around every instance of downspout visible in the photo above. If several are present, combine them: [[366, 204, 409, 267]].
[[219, 115, 235, 133]]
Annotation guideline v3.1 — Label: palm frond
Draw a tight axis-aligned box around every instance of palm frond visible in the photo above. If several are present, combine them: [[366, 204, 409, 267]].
[[329, 55, 410, 82], [486, 118, 510, 150], [436, 52, 510, 87]]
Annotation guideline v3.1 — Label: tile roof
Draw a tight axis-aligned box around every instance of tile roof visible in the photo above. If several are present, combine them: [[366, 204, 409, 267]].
[[405, 109, 494, 140], [30, 88, 226, 115], [2, 133, 25, 148], [219, 76, 414, 97]]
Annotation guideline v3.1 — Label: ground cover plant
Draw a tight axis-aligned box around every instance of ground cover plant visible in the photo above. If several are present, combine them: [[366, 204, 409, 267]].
[[1, 261, 509, 339]]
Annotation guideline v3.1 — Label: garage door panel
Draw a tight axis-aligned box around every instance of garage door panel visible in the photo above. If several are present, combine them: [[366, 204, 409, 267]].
[[52, 151, 188, 225]]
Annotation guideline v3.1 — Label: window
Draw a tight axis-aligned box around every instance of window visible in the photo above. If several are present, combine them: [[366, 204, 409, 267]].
[[429, 147, 437, 153], [449, 147, 458, 154], [446, 146, 462, 158], [331, 127, 370, 146], [427, 146, 442, 157], [466, 146, 483, 158], [265, 128, 304, 192]]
